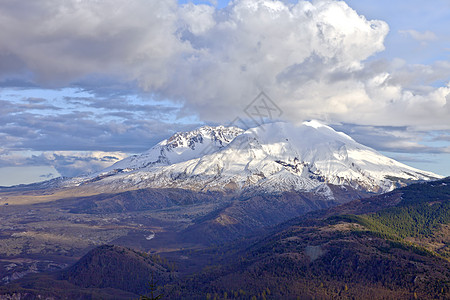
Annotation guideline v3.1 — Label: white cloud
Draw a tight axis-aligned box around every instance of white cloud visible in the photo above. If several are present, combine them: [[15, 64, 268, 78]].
[[36, 151, 129, 177], [179, 3, 216, 35], [0, 150, 129, 178], [399, 29, 437, 42], [160, 0, 392, 124], [0, 0, 449, 135]]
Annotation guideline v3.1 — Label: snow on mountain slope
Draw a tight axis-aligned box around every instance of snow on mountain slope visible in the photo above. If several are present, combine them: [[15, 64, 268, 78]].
[[99, 125, 244, 173], [74, 121, 442, 197]]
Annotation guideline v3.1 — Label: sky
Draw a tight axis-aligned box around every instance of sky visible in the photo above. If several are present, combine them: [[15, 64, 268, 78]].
[[0, 0, 449, 186]]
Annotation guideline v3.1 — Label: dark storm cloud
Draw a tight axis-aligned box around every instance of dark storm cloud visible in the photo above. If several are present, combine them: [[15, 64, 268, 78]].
[[432, 134, 450, 143], [13, 116, 170, 152], [0, 150, 126, 177], [19, 102, 62, 111], [63, 96, 179, 115], [25, 152, 122, 177], [24, 97, 46, 103], [334, 123, 450, 154], [385, 155, 434, 164], [0, 96, 197, 153], [0, 99, 198, 176]]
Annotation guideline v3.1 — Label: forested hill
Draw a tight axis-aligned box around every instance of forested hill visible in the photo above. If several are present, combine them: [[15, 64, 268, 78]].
[[164, 178, 450, 299], [330, 176, 450, 257], [1, 178, 449, 299]]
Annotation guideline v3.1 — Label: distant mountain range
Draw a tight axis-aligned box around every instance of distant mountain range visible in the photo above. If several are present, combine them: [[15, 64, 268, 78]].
[[62, 120, 441, 198]]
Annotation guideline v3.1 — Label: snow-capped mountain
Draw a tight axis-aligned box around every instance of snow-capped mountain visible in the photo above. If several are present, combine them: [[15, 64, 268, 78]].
[[72, 121, 442, 197], [100, 125, 244, 172]]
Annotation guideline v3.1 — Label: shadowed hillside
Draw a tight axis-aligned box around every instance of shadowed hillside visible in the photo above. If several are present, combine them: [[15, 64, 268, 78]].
[[0, 245, 174, 299], [1, 178, 449, 299]]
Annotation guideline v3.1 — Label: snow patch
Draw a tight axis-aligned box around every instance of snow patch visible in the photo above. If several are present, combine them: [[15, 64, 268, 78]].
[[69, 122, 443, 197]]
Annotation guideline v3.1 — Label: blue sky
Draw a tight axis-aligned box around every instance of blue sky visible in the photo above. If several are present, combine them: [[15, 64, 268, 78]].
[[0, 0, 449, 186]]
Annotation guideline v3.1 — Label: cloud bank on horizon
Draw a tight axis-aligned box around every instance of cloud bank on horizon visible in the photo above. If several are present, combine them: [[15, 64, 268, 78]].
[[0, 0, 449, 182]]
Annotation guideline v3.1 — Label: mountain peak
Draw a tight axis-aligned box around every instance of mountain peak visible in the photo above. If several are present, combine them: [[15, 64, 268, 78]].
[[236, 121, 355, 151], [98, 125, 244, 174], [79, 121, 441, 197], [160, 124, 243, 149], [303, 119, 327, 129]]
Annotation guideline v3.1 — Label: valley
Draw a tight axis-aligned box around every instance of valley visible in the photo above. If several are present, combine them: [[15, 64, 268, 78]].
[[0, 185, 356, 286], [0, 177, 448, 299], [1, 0, 449, 298], [0, 123, 448, 299]]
